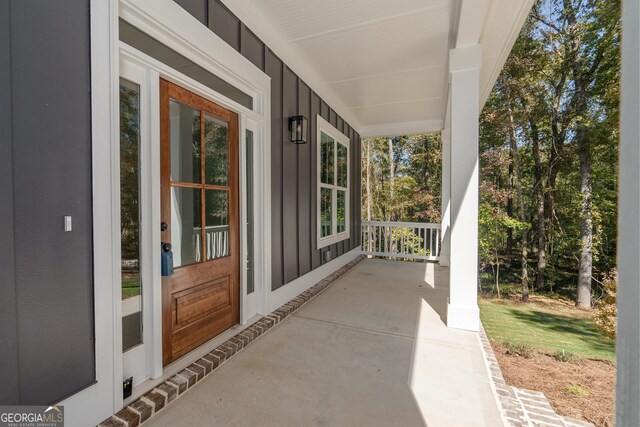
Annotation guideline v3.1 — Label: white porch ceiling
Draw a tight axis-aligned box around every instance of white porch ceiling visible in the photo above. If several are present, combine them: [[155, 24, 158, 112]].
[[224, 0, 535, 136]]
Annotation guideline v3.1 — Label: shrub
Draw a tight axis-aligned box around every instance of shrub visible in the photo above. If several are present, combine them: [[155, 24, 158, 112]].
[[503, 342, 534, 358], [566, 384, 589, 396], [553, 349, 584, 363], [593, 269, 617, 341]]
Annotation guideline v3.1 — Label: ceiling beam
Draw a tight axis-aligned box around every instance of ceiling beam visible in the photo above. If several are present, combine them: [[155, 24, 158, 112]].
[[360, 119, 443, 138], [455, 0, 491, 48]]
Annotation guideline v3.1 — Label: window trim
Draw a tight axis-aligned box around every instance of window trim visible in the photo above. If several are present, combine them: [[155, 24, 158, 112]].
[[316, 115, 350, 249]]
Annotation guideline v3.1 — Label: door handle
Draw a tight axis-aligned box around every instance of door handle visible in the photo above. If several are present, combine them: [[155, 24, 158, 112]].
[[161, 222, 168, 231]]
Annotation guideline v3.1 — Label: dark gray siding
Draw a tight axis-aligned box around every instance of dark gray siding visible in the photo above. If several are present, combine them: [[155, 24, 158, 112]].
[[297, 81, 312, 277], [210, 0, 240, 51], [173, 0, 207, 24], [0, 0, 95, 405], [265, 50, 284, 289], [174, 0, 362, 290], [282, 66, 299, 284], [0, 0, 20, 406]]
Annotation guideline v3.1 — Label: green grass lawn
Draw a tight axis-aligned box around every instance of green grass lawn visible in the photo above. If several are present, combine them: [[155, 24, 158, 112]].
[[479, 298, 615, 361], [122, 278, 140, 299]]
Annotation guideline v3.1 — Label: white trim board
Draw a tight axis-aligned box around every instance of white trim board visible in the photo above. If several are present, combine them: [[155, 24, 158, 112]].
[[267, 247, 362, 313], [478, 0, 535, 108], [360, 119, 444, 138], [58, 1, 120, 426], [316, 115, 351, 249]]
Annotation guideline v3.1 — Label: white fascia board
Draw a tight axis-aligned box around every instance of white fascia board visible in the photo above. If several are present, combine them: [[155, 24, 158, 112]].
[[478, 0, 536, 108], [360, 119, 443, 138], [220, 0, 363, 132], [443, 0, 536, 125]]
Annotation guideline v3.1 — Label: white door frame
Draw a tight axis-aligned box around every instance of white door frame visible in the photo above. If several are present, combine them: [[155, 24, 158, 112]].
[[71, 0, 272, 423], [116, 0, 273, 400], [119, 57, 161, 386]]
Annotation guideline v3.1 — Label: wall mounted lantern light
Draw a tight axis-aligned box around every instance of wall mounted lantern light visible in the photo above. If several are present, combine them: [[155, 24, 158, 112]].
[[289, 115, 308, 144]]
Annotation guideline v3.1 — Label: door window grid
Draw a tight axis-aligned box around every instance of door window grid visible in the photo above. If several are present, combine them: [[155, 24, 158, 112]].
[[169, 99, 231, 267]]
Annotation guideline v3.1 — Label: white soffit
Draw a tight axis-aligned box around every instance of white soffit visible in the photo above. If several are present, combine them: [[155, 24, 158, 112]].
[[223, 0, 534, 136]]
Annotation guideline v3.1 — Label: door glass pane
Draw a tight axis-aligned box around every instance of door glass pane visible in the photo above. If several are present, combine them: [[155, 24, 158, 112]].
[[320, 132, 334, 185], [169, 100, 201, 183], [337, 190, 346, 234], [205, 190, 229, 260], [321, 187, 333, 238], [120, 79, 143, 352], [246, 130, 255, 294], [337, 143, 348, 188], [171, 187, 202, 266], [204, 113, 229, 186]]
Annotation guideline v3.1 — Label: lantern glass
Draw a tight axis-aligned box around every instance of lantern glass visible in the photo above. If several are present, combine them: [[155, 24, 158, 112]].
[[289, 115, 308, 144]]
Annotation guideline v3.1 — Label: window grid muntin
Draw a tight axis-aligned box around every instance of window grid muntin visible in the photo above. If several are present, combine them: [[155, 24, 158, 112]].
[[317, 119, 350, 248]]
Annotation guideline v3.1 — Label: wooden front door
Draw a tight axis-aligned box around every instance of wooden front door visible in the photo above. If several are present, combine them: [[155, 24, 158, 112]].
[[160, 79, 239, 366]]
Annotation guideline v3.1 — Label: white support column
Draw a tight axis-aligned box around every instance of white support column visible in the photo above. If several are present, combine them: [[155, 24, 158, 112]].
[[446, 45, 482, 332], [439, 128, 451, 266], [617, 0, 640, 424]]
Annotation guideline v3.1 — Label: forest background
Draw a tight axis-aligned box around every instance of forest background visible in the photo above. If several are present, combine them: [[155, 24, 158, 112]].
[[361, 0, 620, 310]]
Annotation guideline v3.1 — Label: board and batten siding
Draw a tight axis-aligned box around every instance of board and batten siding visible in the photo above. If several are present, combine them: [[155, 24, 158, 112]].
[[173, 0, 363, 290], [0, 0, 95, 405]]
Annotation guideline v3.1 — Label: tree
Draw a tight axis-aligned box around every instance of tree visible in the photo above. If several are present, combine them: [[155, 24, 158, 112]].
[[536, 0, 620, 307], [478, 0, 619, 303], [361, 134, 442, 225]]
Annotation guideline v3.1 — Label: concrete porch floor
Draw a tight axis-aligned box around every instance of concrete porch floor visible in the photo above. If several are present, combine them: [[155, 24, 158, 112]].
[[147, 258, 502, 427]]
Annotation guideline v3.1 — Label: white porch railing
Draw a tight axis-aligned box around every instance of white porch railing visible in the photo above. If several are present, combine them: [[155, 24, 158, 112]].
[[193, 225, 229, 262], [361, 221, 440, 261]]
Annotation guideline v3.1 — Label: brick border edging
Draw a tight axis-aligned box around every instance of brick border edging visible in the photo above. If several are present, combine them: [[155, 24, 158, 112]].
[[478, 326, 594, 427], [478, 325, 529, 426], [98, 255, 367, 427]]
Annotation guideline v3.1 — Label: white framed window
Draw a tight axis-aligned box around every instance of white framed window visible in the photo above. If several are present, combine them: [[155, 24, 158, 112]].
[[317, 115, 350, 248]]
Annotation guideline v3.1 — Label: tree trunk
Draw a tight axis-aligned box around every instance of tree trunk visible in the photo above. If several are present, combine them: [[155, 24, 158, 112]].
[[530, 120, 546, 291], [544, 59, 569, 273], [366, 140, 373, 252], [507, 149, 514, 256], [366, 140, 372, 222], [576, 82, 593, 308], [564, 0, 594, 309], [509, 106, 529, 302], [388, 138, 395, 221], [424, 140, 430, 194], [495, 254, 501, 299]]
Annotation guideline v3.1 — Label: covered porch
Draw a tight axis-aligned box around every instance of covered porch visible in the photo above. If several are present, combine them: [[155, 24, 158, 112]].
[[144, 258, 501, 427], [221, 0, 536, 333], [106, 0, 535, 423]]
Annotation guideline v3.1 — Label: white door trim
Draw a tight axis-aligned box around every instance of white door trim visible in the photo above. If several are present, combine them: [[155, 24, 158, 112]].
[[116, 10, 272, 406], [119, 57, 163, 387]]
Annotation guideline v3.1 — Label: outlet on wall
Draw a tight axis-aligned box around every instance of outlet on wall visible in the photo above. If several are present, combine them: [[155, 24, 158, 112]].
[[324, 251, 331, 262]]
